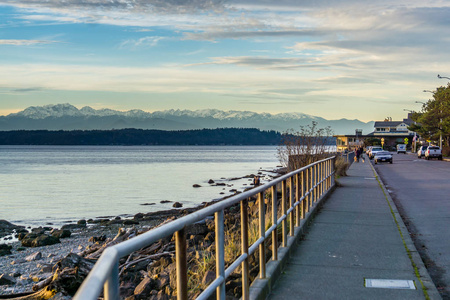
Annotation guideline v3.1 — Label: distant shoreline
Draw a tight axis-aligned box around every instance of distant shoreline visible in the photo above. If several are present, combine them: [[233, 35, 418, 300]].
[[0, 128, 336, 146]]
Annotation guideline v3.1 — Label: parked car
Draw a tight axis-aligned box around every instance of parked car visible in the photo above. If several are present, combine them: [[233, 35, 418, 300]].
[[417, 146, 428, 158], [425, 146, 442, 160], [369, 147, 383, 159], [396, 144, 407, 154], [374, 151, 393, 164]]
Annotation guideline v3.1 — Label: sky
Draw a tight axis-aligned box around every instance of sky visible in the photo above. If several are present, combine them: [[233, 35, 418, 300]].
[[1, 0, 450, 122]]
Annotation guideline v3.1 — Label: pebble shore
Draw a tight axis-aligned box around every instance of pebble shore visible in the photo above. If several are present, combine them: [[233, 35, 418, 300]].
[[0, 224, 125, 295]]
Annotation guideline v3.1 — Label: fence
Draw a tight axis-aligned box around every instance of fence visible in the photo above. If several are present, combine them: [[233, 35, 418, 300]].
[[74, 156, 336, 300]]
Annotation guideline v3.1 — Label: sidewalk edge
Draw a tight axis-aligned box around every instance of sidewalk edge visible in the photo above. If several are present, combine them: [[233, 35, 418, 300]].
[[369, 161, 442, 300]]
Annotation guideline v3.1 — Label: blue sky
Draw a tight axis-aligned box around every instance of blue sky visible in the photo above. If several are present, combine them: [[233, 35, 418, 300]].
[[1, 0, 450, 122]]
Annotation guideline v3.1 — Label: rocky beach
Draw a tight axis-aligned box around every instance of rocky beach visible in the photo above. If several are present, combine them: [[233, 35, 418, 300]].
[[0, 168, 283, 299]]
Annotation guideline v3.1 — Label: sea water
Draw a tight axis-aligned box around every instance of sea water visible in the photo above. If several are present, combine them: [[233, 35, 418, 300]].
[[0, 145, 280, 227]]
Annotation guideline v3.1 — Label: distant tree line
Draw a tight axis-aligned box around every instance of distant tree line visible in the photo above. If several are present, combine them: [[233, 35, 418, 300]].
[[0, 128, 285, 145]]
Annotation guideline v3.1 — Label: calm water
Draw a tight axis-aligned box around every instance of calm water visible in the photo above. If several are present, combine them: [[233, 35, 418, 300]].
[[0, 146, 280, 227]]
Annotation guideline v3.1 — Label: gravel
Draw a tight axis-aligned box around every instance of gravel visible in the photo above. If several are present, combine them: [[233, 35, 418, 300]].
[[0, 225, 119, 296]]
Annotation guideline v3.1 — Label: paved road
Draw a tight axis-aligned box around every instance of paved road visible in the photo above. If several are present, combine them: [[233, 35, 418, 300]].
[[373, 152, 450, 299]]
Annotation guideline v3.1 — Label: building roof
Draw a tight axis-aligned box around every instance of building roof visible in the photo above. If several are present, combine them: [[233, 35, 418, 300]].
[[374, 121, 404, 127]]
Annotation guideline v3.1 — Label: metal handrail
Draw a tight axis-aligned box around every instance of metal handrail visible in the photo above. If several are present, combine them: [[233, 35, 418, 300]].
[[74, 156, 336, 300]]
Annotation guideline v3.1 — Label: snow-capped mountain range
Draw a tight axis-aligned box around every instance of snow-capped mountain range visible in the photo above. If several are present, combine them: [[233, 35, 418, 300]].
[[0, 103, 375, 134]]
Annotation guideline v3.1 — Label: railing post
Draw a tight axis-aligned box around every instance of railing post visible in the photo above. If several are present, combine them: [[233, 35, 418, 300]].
[[331, 158, 334, 187], [295, 173, 301, 227], [104, 253, 119, 300], [289, 176, 294, 237], [175, 227, 188, 300], [281, 180, 287, 247], [215, 210, 226, 300], [305, 167, 310, 213], [314, 163, 319, 202], [320, 162, 324, 196], [258, 192, 266, 279], [301, 170, 305, 219], [271, 185, 278, 261], [309, 165, 316, 208], [241, 199, 249, 300]]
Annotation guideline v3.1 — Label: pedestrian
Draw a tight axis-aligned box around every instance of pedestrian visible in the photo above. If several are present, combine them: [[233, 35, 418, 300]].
[[355, 148, 360, 162]]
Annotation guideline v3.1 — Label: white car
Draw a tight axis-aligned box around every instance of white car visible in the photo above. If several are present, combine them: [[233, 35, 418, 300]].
[[396, 144, 406, 154], [425, 146, 442, 160], [374, 151, 393, 164], [417, 146, 428, 158], [369, 147, 383, 159]]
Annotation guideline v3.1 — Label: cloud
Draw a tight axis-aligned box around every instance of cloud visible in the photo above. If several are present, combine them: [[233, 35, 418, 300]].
[[12, 87, 45, 93], [1, 0, 226, 15], [119, 36, 165, 49], [0, 39, 57, 46]]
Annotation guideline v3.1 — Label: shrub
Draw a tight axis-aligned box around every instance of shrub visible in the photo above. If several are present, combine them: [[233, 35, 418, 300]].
[[335, 157, 349, 177], [443, 146, 450, 157]]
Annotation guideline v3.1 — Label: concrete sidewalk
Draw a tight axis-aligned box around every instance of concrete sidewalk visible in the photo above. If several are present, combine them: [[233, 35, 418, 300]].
[[267, 157, 440, 299]]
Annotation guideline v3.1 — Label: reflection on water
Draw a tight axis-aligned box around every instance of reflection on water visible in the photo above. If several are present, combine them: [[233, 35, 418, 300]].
[[0, 145, 280, 227]]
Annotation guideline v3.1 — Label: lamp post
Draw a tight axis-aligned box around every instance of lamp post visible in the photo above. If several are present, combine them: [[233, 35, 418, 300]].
[[438, 74, 450, 81], [423, 90, 442, 149], [404, 109, 415, 152]]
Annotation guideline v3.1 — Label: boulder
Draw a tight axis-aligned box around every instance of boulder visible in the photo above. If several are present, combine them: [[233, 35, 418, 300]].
[[51, 229, 72, 239], [0, 219, 25, 238], [192, 184, 201, 188], [25, 251, 42, 262], [0, 273, 16, 285], [208, 179, 215, 184], [0, 244, 12, 256], [61, 223, 86, 230], [172, 202, 183, 208], [21, 233, 60, 247], [123, 220, 139, 225]]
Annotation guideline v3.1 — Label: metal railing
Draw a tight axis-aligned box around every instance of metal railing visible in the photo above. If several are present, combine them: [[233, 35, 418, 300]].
[[74, 156, 336, 300]]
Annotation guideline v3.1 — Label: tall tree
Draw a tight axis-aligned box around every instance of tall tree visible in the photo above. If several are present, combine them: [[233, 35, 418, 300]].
[[410, 84, 450, 147]]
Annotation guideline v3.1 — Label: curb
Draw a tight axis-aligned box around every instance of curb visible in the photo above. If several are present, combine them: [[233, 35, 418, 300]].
[[368, 161, 442, 300]]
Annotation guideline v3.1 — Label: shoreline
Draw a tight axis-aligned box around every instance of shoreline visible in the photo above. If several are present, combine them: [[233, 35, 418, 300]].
[[1, 165, 282, 234], [0, 167, 285, 296]]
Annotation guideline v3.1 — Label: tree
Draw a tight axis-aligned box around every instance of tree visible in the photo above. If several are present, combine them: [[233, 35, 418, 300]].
[[410, 84, 450, 147], [278, 121, 334, 171]]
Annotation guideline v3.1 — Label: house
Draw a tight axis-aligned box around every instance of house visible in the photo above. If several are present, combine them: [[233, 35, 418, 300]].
[[371, 116, 414, 136], [334, 115, 417, 151]]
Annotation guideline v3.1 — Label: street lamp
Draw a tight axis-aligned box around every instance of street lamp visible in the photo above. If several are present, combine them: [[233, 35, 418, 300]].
[[438, 74, 450, 80], [404, 109, 416, 152], [424, 89, 442, 149]]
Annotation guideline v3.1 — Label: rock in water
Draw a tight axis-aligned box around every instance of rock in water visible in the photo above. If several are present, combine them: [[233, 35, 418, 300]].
[[172, 202, 183, 208]]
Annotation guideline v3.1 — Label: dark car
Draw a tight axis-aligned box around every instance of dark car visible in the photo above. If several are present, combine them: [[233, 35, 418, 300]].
[[374, 151, 393, 164]]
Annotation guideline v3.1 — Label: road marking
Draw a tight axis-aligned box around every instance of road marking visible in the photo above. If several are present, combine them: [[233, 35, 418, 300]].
[[365, 279, 416, 290]]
